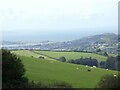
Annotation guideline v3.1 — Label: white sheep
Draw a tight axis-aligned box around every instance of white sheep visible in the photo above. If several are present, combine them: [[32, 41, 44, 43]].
[[93, 66, 96, 68], [114, 75, 117, 77]]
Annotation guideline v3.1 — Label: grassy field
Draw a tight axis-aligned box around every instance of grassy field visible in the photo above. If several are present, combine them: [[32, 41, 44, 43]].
[[12, 50, 55, 61], [33, 50, 107, 61], [12, 50, 117, 88]]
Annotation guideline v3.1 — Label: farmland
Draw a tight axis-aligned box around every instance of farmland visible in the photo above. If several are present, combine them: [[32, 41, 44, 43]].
[[33, 50, 107, 61], [12, 50, 107, 61], [12, 50, 117, 88]]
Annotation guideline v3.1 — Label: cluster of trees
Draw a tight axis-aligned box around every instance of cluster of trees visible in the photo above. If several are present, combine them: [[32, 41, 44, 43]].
[[67, 57, 98, 67], [57, 55, 120, 71], [100, 56, 120, 71]]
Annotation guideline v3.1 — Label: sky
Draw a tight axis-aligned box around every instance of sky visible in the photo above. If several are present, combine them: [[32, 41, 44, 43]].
[[0, 0, 119, 41]]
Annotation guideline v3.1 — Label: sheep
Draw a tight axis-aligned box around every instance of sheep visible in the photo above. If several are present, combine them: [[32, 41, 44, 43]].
[[93, 66, 96, 68], [114, 75, 117, 77]]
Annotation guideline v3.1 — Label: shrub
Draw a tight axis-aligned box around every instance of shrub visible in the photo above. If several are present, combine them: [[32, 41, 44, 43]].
[[96, 73, 120, 89], [27, 81, 72, 88], [59, 56, 66, 62]]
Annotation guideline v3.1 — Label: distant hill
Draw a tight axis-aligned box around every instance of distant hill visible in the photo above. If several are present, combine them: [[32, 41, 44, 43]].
[[2, 33, 118, 54], [61, 33, 118, 53], [33, 33, 118, 54]]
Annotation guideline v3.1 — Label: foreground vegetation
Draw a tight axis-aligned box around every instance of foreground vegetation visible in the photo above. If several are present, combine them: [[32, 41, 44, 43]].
[[2, 50, 72, 88], [11, 50, 118, 88], [3, 50, 118, 88]]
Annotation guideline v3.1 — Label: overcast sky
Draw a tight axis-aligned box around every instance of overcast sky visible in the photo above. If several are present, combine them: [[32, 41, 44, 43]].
[[0, 0, 119, 41]]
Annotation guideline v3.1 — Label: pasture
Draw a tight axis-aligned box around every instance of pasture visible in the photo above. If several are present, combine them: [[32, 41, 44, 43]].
[[12, 50, 117, 88], [33, 50, 107, 61]]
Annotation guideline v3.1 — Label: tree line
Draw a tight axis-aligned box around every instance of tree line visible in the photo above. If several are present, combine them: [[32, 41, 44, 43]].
[[58, 56, 120, 71]]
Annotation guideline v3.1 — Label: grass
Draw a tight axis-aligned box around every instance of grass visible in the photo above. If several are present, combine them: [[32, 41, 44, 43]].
[[12, 50, 118, 88], [11, 50, 55, 61], [33, 50, 107, 61]]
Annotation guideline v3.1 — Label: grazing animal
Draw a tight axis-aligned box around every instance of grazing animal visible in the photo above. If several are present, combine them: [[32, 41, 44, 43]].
[[88, 70, 91, 72], [114, 75, 117, 77], [106, 69, 108, 70], [93, 66, 96, 68]]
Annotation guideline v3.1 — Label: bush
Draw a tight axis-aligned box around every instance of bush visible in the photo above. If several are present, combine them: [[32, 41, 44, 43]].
[[96, 73, 120, 89], [27, 81, 72, 88], [51, 81, 72, 88], [59, 56, 66, 62]]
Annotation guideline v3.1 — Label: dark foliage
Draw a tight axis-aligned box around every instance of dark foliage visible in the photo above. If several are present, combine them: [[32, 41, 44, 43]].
[[105, 56, 119, 71], [96, 73, 120, 89], [2, 49, 28, 88], [99, 61, 106, 68], [103, 52, 108, 56], [59, 56, 66, 62], [39, 56, 44, 59], [67, 57, 98, 67], [96, 49, 101, 52], [26, 81, 72, 88]]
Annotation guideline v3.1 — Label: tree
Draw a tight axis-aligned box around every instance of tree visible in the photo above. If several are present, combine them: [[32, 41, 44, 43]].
[[104, 52, 108, 56], [67, 59, 74, 63], [96, 49, 101, 52], [99, 61, 106, 68], [2, 50, 28, 88], [59, 56, 66, 62], [105, 56, 116, 70], [96, 73, 120, 89]]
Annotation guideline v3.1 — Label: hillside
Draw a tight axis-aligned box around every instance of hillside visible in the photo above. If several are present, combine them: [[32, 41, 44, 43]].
[[3, 33, 118, 54], [12, 50, 107, 61], [67, 33, 118, 53], [12, 50, 117, 88], [33, 50, 107, 61], [33, 33, 118, 53]]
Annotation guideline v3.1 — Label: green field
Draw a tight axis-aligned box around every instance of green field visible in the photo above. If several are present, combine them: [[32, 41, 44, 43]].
[[12, 50, 118, 88], [12, 50, 55, 61], [33, 50, 107, 61]]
